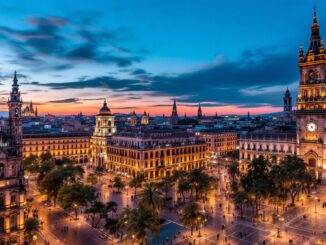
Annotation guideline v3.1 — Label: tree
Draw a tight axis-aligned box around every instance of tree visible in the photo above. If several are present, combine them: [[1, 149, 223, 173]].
[[179, 202, 204, 236], [23, 155, 39, 173], [126, 206, 161, 245], [85, 201, 106, 227], [156, 176, 174, 200], [232, 191, 249, 218], [129, 174, 144, 197], [113, 176, 125, 193], [138, 182, 164, 214], [280, 156, 315, 206], [38, 169, 63, 207], [106, 201, 118, 218], [40, 151, 52, 162], [60, 164, 84, 183], [25, 218, 42, 245], [58, 183, 96, 219], [87, 173, 99, 185], [117, 207, 132, 241], [177, 177, 190, 202]]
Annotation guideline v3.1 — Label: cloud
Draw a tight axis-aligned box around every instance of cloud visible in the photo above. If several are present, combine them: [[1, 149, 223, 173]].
[[30, 48, 298, 108], [0, 16, 142, 70], [48, 98, 80, 103]]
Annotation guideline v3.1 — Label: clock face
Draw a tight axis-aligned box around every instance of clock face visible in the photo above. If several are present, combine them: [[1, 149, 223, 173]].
[[15, 108, 19, 117], [307, 122, 317, 132]]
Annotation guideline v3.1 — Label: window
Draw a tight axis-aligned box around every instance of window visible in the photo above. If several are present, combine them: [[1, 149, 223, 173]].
[[0, 194, 4, 208], [10, 215, 16, 230]]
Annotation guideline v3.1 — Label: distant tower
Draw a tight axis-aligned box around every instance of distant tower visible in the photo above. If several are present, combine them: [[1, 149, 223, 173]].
[[91, 99, 116, 168], [283, 87, 292, 112], [130, 111, 138, 126], [170, 98, 179, 125], [247, 112, 250, 120], [197, 103, 203, 119], [141, 111, 149, 125]]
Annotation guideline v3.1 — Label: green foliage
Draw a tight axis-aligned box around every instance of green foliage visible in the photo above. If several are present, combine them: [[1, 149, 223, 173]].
[[87, 173, 99, 185], [85, 201, 106, 227], [113, 176, 125, 192], [58, 183, 96, 218], [179, 202, 205, 235], [138, 182, 164, 213], [120, 206, 161, 245], [25, 218, 42, 244], [23, 155, 39, 173]]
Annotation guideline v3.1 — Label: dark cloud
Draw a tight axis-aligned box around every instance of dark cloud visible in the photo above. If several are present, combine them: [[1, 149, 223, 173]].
[[0, 16, 142, 70], [30, 48, 298, 108], [48, 98, 80, 103]]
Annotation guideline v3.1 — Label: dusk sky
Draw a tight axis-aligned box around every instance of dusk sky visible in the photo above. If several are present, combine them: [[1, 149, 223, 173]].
[[0, 0, 324, 115]]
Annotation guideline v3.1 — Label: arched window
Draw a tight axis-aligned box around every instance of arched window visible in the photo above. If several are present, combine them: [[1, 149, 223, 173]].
[[10, 192, 17, 205]]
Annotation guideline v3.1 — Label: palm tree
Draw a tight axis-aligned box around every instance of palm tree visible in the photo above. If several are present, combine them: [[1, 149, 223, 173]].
[[106, 201, 118, 218], [117, 207, 132, 241], [85, 201, 106, 227], [180, 202, 204, 236], [177, 178, 190, 202], [157, 176, 174, 200], [113, 176, 125, 193], [127, 206, 161, 245], [129, 174, 145, 197], [138, 182, 164, 214], [25, 218, 42, 245]]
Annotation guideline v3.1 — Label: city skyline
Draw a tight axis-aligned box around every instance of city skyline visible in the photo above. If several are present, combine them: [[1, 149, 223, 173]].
[[0, 0, 323, 115]]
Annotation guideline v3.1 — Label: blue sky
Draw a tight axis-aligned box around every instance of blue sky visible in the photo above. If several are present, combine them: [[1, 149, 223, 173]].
[[0, 0, 323, 115]]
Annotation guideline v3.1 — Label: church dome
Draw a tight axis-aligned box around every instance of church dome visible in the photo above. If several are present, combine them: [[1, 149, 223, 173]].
[[99, 100, 111, 115]]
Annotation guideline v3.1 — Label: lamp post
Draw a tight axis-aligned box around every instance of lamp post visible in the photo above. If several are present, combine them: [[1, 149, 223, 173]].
[[315, 196, 318, 214]]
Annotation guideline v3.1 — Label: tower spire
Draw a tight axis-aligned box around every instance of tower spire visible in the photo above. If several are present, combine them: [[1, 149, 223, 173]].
[[308, 2, 322, 55]]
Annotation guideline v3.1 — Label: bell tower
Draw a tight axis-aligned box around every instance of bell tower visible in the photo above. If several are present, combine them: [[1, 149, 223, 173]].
[[8, 71, 23, 156], [296, 6, 326, 179]]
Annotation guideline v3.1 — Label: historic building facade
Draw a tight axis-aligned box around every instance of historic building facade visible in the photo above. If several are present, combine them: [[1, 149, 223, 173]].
[[0, 72, 25, 244], [296, 8, 326, 178], [22, 132, 90, 163], [22, 101, 37, 118], [105, 129, 207, 180], [90, 100, 116, 167], [196, 130, 238, 157]]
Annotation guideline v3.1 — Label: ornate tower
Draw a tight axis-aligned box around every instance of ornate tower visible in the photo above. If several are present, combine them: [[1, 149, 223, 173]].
[[0, 72, 26, 244], [170, 98, 179, 125], [296, 7, 326, 179], [8, 71, 23, 155], [197, 103, 203, 119], [283, 88, 292, 112], [90, 99, 116, 168], [141, 111, 149, 125], [130, 111, 138, 127]]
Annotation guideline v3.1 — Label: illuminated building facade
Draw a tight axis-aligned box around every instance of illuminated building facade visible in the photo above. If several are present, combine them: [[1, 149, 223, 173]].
[[141, 111, 149, 125], [22, 132, 90, 163], [104, 129, 207, 179], [90, 100, 116, 167], [0, 72, 25, 245], [196, 130, 238, 157]]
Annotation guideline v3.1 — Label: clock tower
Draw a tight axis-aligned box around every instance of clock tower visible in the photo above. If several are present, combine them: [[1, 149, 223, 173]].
[[8, 71, 23, 156], [296, 7, 326, 179]]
